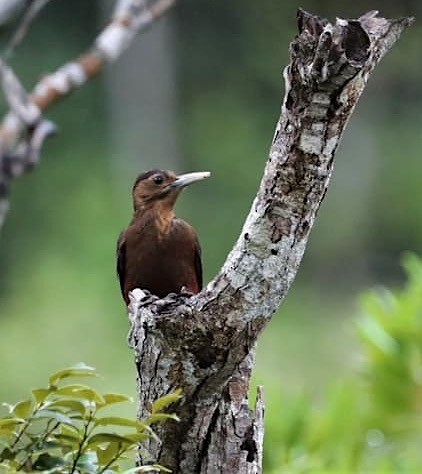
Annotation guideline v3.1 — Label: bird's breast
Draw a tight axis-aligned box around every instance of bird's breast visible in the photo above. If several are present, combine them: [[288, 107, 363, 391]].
[[124, 219, 199, 297]]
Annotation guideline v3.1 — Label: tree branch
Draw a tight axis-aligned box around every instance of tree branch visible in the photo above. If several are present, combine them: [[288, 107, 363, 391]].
[[0, 0, 176, 230], [0, 0, 26, 27], [4, 0, 54, 58], [128, 10, 413, 474]]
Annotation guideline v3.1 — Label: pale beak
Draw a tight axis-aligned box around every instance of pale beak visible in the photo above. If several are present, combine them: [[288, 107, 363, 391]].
[[171, 171, 211, 188]]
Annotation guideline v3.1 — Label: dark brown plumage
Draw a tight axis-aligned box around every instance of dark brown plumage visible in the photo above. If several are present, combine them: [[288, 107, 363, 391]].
[[117, 169, 210, 304]]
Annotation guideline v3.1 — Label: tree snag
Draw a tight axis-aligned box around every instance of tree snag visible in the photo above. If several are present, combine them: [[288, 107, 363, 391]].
[[128, 9, 412, 474]]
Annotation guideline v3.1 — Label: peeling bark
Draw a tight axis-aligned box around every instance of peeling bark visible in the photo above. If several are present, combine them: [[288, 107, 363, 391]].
[[128, 10, 412, 474]]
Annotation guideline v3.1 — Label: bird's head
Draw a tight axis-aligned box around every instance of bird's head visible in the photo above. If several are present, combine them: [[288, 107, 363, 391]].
[[132, 169, 210, 212]]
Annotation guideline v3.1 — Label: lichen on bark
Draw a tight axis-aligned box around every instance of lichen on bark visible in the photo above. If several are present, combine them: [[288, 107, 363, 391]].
[[129, 9, 413, 474]]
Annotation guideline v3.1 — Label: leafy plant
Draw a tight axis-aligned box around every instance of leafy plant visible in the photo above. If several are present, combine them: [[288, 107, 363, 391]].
[[0, 363, 181, 473], [263, 254, 422, 473], [358, 253, 422, 430]]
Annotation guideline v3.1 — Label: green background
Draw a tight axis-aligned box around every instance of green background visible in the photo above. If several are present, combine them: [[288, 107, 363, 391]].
[[0, 1, 421, 472]]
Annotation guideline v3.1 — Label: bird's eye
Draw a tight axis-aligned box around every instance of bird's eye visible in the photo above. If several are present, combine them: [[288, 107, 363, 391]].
[[153, 175, 164, 185]]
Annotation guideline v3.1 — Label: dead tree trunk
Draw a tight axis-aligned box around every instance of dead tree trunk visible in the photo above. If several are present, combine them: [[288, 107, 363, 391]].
[[128, 10, 412, 474]]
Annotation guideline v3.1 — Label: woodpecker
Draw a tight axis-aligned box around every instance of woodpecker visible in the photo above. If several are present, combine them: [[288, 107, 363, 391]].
[[117, 169, 210, 303]]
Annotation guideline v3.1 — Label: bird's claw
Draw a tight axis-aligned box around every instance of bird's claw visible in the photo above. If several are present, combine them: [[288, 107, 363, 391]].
[[180, 286, 195, 297]]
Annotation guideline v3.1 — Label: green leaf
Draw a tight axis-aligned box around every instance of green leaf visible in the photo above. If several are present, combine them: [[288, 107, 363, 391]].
[[0, 426, 21, 436], [31, 440, 64, 454], [61, 424, 81, 437], [0, 440, 11, 450], [32, 388, 52, 404], [152, 390, 182, 414], [55, 425, 83, 446], [96, 442, 121, 466], [49, 363, 98, 386], [87, 432, 137, 448], [12, 400, 32, 419], [0, 418, 25, 429], [33, 409, 76, 427], [94, 417, 144, 429], [144, 413, 179, 426], [53, 433, 81, 449], [100, 393, 133, 406], [122, 433, 150, 443], [55, 384, 105, 405], [358, 317, 399, 356], [44, 399, 87, 415]]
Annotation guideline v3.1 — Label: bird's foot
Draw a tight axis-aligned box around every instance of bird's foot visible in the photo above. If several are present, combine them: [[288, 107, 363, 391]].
[[180, 286, 195, 297]]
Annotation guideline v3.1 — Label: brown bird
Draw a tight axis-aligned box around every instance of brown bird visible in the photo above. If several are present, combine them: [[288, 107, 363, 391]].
[[117, 169, 210, 304]]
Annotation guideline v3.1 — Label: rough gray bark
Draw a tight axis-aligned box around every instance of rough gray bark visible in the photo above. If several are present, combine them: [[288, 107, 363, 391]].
[[128, 10, 412, 474]]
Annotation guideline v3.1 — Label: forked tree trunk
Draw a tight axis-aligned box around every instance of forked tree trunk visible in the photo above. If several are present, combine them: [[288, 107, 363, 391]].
[[128, 10, 412, 474]]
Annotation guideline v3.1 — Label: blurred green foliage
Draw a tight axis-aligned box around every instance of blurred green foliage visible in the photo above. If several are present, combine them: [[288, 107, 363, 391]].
[[2, 256, 422, 473], [0, 363, 179, 473], [261, 255, 422, 473]]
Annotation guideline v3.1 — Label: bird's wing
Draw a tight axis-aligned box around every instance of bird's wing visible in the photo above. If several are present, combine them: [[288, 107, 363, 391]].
[[116, 231, 127, 296], [173, 218, 204, 292], [194, 235, 203, 291]]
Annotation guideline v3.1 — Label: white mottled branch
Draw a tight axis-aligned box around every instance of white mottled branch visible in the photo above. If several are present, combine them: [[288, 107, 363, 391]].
[[128, 10, 413, 474], [0, 0, 176, 231], [5, 0, 54, 57], [0, 0, 25, 26], [0, 59, 40, 125]]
